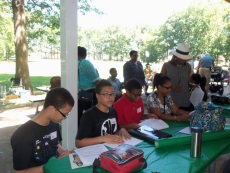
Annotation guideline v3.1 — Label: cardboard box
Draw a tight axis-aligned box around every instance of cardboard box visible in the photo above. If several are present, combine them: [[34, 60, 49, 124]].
[[19, 90, 31, 99]]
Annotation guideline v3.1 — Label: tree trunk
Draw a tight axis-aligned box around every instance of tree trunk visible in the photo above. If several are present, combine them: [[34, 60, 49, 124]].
[[12, 0, 33, 93]]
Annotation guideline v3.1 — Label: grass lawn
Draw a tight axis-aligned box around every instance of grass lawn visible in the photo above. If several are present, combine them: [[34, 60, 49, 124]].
[[0, 58, 163, 111]]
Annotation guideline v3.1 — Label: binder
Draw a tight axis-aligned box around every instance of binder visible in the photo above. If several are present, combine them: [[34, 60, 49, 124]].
[[129, 125, 172, 143]]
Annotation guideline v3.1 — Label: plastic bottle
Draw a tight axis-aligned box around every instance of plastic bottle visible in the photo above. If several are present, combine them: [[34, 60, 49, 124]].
[[20, 78, 22, 87], [190, 126, 203, 158]]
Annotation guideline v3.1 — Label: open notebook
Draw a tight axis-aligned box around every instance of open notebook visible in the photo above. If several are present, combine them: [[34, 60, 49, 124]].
[[138, 119, 169, 130]]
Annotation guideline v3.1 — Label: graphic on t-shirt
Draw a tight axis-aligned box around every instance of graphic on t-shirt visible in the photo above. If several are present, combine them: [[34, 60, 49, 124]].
[[101, 118, 117, 135], [34, 131, 59, 164]]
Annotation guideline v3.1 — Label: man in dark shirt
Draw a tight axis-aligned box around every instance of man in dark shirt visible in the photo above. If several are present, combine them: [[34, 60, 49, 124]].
[[123, 50, 147, 91]]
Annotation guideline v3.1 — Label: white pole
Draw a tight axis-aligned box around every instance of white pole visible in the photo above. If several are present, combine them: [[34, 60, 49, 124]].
[[60, 0, 78, 149]]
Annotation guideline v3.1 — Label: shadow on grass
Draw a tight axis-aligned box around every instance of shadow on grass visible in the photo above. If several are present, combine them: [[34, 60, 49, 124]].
[[0, 74, 50, 89], [0, 102, 37, 113]]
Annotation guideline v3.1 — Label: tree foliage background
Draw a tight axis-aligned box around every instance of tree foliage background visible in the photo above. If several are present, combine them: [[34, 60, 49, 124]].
[[1, 0, 230, 62], [0, 0, 230, 90]]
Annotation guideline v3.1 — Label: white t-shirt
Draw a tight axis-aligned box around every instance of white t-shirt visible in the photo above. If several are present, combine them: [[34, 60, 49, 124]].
[[190, 86, 204, 107]]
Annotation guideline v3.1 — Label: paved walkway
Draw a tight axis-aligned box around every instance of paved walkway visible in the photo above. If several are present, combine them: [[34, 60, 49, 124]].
[[0, 107, 36, 173]]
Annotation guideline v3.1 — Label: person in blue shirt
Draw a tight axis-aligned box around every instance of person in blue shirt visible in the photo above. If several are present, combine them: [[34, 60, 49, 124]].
[[107, 68, 123, 102], [197, 53, 215, 92], [78, 46, 100, 125]]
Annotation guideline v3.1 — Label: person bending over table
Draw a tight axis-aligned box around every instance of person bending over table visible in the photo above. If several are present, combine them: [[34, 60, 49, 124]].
[[75, 79, 130, 148], [11, 88, 75, 173], [146, 73, 191, 122], [114, 78, 157, 130]]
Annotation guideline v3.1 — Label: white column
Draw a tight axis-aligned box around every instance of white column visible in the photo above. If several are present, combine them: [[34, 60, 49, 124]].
[[60, 0, 78, 149]]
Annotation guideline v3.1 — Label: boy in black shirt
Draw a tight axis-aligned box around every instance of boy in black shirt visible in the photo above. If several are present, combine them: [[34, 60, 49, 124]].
[[11, 88, 75, 173], [76, 79, 130, 148]]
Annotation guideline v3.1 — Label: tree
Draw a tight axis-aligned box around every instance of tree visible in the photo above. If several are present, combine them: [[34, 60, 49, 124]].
[[0, 1, 14, 60], [103, 26, 132, 61], [12, 0, 33, 92], [10, 0, 102, 92], [157, 1, 230, 61]]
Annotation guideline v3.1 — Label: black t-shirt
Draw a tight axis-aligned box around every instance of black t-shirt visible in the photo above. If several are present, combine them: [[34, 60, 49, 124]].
[[76, 106, 120, 140], [11, 120, 61, 170]]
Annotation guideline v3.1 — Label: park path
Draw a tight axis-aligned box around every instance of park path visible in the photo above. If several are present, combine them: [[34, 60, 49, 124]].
[[0, 107, 35, 173]]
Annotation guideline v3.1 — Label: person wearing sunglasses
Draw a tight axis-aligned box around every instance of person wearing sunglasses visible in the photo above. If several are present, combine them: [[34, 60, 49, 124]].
[[11, 87, 75, 173], [146, 73, 191, 122], [76, 79, 130, 148], [113, 78, 157, 130]]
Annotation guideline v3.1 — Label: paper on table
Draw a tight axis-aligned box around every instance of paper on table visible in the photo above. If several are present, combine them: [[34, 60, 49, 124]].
[[179, 126, 191, 134], [104, 137, 143, 148], [74, 144, 108, 166], [138, 119, 169, 130]]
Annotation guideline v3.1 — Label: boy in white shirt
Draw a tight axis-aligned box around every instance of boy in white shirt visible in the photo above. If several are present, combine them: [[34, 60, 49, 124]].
[[190, 74, 206, 108]]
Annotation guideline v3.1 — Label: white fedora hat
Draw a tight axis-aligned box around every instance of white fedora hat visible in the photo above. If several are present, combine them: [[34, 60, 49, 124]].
[[170, 43, 192, 60]]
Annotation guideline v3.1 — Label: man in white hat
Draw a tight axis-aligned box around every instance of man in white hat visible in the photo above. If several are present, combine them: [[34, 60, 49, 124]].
[[161, 43, 192, 111]]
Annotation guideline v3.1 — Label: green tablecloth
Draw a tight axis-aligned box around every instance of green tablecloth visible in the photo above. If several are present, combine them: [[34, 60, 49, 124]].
[[44, 122, 230, 173]]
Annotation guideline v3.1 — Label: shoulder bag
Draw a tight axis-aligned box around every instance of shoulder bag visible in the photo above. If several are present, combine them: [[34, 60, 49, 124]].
[[190, 102, 226, 132]]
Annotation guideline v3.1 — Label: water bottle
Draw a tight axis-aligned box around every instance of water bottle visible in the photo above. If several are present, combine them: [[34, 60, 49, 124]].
[[20, 78, 23, 87], [190, 126, 203, 158]]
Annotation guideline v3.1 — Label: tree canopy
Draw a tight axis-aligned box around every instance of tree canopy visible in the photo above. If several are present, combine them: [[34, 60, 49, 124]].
[[78, 1, 230, 63], [1, 0, 230, 64], [4, 0, 101, 91]]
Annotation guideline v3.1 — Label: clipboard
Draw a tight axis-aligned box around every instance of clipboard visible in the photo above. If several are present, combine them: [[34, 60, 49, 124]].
[[129, 125, 172, 143]]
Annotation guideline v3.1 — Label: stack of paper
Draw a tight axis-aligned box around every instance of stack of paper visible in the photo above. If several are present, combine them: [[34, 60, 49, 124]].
[[138, 119, 169, 130]]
